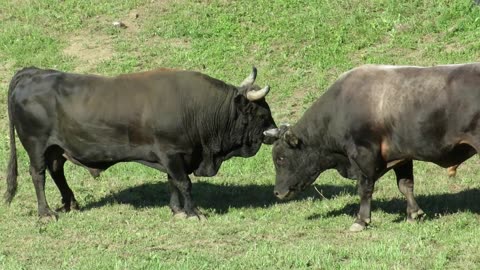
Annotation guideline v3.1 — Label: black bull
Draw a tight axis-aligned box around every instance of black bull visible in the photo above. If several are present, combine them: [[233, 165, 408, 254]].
[[5, 66, 276, 220], [265, 63, 480, 231]]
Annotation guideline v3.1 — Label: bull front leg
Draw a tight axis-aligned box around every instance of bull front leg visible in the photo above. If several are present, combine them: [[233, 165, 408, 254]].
[[345, 139, 382, 232], [164, 154, 206, 221], [167, 175, 187, 218], [350, 176, 375, 232]]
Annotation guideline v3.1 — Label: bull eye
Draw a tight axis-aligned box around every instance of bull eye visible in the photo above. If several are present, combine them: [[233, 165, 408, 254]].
[[276, 156, 286, 166]]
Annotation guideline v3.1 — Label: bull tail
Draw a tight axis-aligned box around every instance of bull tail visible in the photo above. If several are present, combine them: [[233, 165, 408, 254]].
[[4, 67, 39, 204], [4, 71, 20, 204]]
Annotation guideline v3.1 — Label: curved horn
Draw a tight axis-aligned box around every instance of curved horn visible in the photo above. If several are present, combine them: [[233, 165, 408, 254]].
[[263, 123, 291, 141], [240, 66, 257, 87], [263, 124, 291, 137], [247, 85, 270, 101], [263, 128, 280, 138]]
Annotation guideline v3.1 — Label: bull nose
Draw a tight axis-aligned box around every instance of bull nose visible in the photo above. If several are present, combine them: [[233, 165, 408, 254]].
[[274, 190, 288, 200]]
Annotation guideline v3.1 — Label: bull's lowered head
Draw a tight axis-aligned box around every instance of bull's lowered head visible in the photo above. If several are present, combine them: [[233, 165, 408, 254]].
[[267, 125, 328, 200]]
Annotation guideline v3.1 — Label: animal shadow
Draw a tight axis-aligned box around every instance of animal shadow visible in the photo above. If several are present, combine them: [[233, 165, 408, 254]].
[[307, 188, 480, 222], [82, 181, 357, 214]]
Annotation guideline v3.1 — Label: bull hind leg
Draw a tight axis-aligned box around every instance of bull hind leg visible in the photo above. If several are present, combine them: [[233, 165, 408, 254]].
[[30, 166, 58, 222], [393, 160, 424, 222], [23, 142, 58, 221], [46, 147, 79, 212]]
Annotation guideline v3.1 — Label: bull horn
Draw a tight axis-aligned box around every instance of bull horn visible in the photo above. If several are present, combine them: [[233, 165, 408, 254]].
[[263, 128, 280, 138], [263, 123, 290, 139], [247, 85, 270, 101], [240, 66, 257, 87]]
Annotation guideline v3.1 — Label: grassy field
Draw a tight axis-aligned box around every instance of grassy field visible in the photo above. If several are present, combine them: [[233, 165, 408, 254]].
[[1, 0, 480, 269]]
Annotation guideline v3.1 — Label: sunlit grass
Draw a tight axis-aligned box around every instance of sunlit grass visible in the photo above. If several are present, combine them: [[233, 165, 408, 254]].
[[1, 0, 480, 269]]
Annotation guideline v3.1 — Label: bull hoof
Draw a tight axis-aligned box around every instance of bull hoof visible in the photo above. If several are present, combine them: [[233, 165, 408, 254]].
[[349, 222, 366, 232], [71, 201, 80, 211], [55, 205, 68, 213], [38, 212, 58, 224], [185, 208, 207, 221], [173, 212, 188, 219], [407, 209, 425, 223], [56, 200, 80, 213], [187, 214, 207, 221]]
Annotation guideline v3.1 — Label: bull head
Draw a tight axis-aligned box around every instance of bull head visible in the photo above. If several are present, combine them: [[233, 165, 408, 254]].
[[239, 67, 270, 101]]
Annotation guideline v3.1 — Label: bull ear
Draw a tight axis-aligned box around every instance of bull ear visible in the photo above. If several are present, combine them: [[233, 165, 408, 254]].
[[234, 93, 252, 115], [284, 130, 299, 147]]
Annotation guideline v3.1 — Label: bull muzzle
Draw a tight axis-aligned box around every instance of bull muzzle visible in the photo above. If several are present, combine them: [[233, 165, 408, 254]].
[[274, 189, 295, 200]]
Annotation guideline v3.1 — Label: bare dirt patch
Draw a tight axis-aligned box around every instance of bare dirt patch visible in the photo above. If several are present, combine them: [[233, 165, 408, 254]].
[[62, 0, 190, 73], [82, 6, 145, 37], [61, 4, 153, 73], [63, 32, 114, 73], [132, 1, 191, 50], [112, 8, 143, 36], [0, 59, 15, 85], [444, 40, 471, 54], [62, 9, 141, 74]]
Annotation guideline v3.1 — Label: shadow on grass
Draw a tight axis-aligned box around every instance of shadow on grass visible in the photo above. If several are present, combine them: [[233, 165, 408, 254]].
[[307, 188, 480, 222], [82, 181, 357, 214]]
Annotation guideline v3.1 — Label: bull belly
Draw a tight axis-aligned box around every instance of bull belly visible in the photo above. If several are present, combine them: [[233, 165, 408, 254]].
[[58, 142, 157, 166], [428, 143, 477, 168], [402, 143, 477, 168], [384, 141, 476, 169]]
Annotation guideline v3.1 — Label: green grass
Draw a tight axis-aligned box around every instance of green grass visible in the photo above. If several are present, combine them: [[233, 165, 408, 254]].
[[1, 0, 480, 269]]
